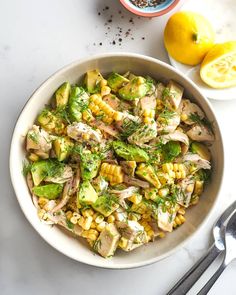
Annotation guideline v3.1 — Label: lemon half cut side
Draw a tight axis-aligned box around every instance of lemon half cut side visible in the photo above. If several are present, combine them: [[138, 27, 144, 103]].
[[200, 41, 236, 89]]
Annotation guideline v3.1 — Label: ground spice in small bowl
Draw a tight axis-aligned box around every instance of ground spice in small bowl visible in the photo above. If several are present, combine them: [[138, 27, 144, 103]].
[[130, 0, 166, 8]]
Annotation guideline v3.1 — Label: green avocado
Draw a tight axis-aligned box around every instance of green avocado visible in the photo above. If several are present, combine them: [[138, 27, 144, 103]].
[[32, 184, 63, 199], [191, 142, 211, 161], [107, 72, 129, 92], [68, 86, 89, 122], [77, 180, 98, 206], [112, 141, 149, 162], [37, 109, 64, 134], [80, 152, 101, 180], [31, 160, 50, 186], [84, 69, 103, 93], [53, 137, 74, 161], [118, 76, 150, 101], [136, 164, 161, 188], [55, 82, 71, 108], [92, 194, 119, 217], [162, 141, 181, 162]]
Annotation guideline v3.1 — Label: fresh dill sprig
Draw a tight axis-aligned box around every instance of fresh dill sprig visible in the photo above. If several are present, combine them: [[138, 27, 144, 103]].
[[22, 160, 33, 176], [120, 118, 141, 139], [189, 112, 213, 131]]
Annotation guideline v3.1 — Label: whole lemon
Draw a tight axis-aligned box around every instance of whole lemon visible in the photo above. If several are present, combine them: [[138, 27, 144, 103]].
[[164, 11, 215, 66]]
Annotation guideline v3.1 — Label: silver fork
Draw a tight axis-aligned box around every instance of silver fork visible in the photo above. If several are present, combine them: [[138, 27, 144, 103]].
[[167, 200, 236, 295], [198, 210, 236, 295]]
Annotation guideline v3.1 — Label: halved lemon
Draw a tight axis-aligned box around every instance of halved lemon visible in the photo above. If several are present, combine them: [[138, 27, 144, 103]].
[[200, 41, 236, 88]]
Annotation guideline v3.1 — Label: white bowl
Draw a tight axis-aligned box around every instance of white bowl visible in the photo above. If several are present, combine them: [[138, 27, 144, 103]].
[[10, 53, 224, 269]]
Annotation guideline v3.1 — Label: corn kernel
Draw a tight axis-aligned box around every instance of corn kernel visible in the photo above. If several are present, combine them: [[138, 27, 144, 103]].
[[97, 221, 107, 232], [119, 237, 128, 249], [70, 217, 78, 225], [28, 153, 39, 162], [82, 109, 93, 122], [38, 209, 46, 219], [181, 113, 188, 121], [90, 221, 97, 229], [178, 207, 186, 215], [113, 111, 123, 121], [81, 230, 89, 238], [101, 86, 111, 96], [169, 171, 175, 178], [90, 94, 101, 102], [82, 133, 90, 141], [194, 180, 204, 195], [38, 197, 48, 208], [100, 79, 108, 87], [128, 194, 142, 204], [186, 184, 194, 193], [107, 215, 115, 224], [82, 209, 94, 218], [95, 215, 104, 224], [158, 187, 169, 197], [66, 211, 73, 220], [159, 232, 165, 238]]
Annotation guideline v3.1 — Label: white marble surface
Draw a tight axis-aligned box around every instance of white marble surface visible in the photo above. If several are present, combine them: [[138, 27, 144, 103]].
[[0, 0, 236, 294]]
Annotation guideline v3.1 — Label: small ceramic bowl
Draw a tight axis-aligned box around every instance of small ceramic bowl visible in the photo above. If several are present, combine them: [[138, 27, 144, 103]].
[[120, 0, 180, 17], [10, 53, 224, 269]]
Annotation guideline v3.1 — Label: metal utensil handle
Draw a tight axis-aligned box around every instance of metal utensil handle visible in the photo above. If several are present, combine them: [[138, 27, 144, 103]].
[[197, 262, 226, 295], [167, 245, 221, 295]]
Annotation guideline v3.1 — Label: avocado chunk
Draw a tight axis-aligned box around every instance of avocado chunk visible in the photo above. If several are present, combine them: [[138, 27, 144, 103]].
[[32, 183, 63, 199], [118, 76, 150, 101], [136, 164, 161, 188], [31, 159, 66, 186], [112, 141, 149, 162], [77, 180, 98, 206], [53, 137, 74, 161], [80, 152, 101, 180], [107, 72, 129, 92], [37, 109, 64, 134], [55, 82, 71, 108], [191, 142, 211, 161], [31, 160, 50, 186], [84, 69, 103, 94], [162, 141, 181, 162], [68, 86, 89, 122], [92, 194, 119, 217]]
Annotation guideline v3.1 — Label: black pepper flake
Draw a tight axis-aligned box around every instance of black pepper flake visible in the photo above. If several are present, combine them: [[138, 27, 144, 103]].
[[118, 10, 122, 14], [99, 42, 102, 46], [118, 38, 122, 42], [142, 37, 145, 40], [98, 12, 101, 16], [112, 41, 116, 45], [105, 6, 109, 10], [108, 19, 112, 23]]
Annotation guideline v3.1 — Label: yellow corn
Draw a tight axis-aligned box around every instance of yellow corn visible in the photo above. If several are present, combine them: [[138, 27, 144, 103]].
[[186, 184, 194, 193], [143, 109, 155, 124], [101, 86, 111, 96], [96, 221, 107, 232], [162, 163, 174, 173], [81, 208, 94, 218], [128, 194, 142, 204], [128, 213, 140, 222], [82, 109, 94, 122], [38, 197, 48, 208], [78, 216, 93, 230], [100, 79, 108, 87], [38, 209, 46, 219], [100, 163, 124, 185], [173, 214, 186, 228], [191, 195, 199, 205], [95, 214, 104, 224], [87, 229, 99, 241], [28, 153, 39, 162], [181, 113, 188, 121], [158, 232, 165, 238], [70, 216, 78, 225], [158, 187, 169, 197], [113, 111, 124, 122], [82, 133, 90, 141], [131, 202, 147, 214], [194, 180, 204, 195], [119, 237, 129, 249], [90, 221, 97, 229], [178, 207, 186, 215], [89, 94, 115, 123], [65, 211, 73, 220], [107, 215, 115, 224]]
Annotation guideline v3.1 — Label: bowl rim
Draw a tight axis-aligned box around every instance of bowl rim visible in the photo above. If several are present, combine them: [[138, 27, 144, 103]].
[[119, 0, 180, 17], [9, 52, 224, 269]]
